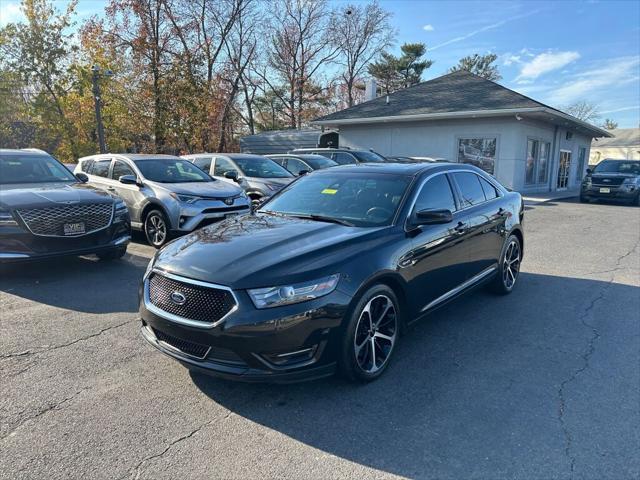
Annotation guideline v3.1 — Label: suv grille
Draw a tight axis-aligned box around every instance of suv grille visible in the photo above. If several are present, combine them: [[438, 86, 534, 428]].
[[17, 203, 113, 237], [153, 328, 210, 359], [147, 272, 236, 325], [592, 176, 625, 187]]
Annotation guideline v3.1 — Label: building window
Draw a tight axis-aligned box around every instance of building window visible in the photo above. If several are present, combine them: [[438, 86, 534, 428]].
[[525, 138, 551, 185], [457, 137, 496, 175], [576, 146, 587, 181]]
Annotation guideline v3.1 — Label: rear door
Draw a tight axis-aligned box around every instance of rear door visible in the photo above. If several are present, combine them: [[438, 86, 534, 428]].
[[450, 171, 506, 278], [86, 157, 113, 192], [110, 158, 143, 221], [403, 173, 469, 313]]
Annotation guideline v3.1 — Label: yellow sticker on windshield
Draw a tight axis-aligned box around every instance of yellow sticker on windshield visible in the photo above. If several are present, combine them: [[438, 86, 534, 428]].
[[321, 188, 338, 195]]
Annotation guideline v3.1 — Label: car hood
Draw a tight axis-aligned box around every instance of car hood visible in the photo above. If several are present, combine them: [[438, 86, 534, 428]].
[[0, 182, 114, 210], [244, 177, 293, 188], [590, 173, 637, 178], [153, 213, 391, 289], [150, 180, 243, 197]]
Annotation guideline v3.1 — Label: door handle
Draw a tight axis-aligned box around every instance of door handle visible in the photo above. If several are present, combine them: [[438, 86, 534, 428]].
[[107, 187, 116, 192], [454, 222, 467, 234]]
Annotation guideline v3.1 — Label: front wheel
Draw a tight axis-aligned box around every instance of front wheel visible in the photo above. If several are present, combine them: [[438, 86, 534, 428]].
[[339, 284, 400, 382], [144, 209, 170, 248], [489, 234, 522, 295]]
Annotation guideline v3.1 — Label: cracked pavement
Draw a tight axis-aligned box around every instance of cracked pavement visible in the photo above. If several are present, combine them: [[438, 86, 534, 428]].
[[1, 200, 639, 479]]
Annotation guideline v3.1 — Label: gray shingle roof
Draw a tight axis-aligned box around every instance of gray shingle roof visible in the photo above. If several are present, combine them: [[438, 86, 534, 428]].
[[592, 128, 640, 147], [314, 70, 563, 122]]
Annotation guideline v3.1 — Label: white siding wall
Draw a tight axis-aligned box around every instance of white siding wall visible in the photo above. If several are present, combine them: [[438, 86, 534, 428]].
[[338, 117, 593, 193]]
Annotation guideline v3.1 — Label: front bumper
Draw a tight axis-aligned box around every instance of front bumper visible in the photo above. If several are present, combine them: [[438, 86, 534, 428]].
[[173, 200, 250, 232], [581, 185, 639, 202], [139, 277, 352, 383], [0, 219, 131, 263]]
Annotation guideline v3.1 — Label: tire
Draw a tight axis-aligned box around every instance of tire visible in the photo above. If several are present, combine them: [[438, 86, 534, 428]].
[[97, 246, 127, 261], [338, 284, 400, 382], [489, 234, 522, 295], [144, 209, 170, 248]]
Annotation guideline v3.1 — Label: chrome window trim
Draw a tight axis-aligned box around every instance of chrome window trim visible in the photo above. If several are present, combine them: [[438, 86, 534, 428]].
[[144, 268, 239, 329], [421, 265, 497, 312], [15, 203, 115, 238]]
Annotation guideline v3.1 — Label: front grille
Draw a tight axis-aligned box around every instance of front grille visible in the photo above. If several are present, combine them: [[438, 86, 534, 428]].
[[17, 203, 113, 237], [147, 272, 236, 325], [592, 177, 625, 187], [153, 328, 210, 359]]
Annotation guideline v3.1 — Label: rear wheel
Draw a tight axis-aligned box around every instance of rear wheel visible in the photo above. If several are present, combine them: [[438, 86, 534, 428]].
[[144, 209, 170, 248], [97, 247, 127, 261], [489, 234, 521, 295], [339, 284, 400, 382]]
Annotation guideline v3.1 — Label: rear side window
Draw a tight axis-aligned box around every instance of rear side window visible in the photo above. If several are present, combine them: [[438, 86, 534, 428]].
[[112, 160, 135, 180], [453, 172, 486, 206], [333, 152, 357, 165], [479, 177, 498, 200], [91, 160, 111, 178], [193, 157, 212, 172], [80, 159, 94, 173], [414, 174, 456, 213]]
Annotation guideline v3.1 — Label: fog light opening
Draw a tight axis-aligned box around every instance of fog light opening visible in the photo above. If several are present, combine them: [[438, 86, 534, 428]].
[[263, 345, 318, 366]]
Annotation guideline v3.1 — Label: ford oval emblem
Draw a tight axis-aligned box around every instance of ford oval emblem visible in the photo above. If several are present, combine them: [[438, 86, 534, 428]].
[[170, 291, 187, 305]]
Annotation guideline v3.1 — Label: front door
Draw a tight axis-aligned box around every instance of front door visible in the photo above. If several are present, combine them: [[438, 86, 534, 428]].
[[557, 150, 572, 190]]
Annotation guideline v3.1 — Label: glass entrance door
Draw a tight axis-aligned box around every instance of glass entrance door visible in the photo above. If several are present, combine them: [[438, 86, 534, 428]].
[[557, 150, 572, 190]]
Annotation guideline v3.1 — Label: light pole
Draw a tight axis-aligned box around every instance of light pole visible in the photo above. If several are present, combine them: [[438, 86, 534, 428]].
[[91, 65, 112, 154]]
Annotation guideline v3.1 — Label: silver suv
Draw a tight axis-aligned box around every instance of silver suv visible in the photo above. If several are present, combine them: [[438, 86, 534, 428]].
[[75, 154, 250, 247], [182, 153, 294, 206]]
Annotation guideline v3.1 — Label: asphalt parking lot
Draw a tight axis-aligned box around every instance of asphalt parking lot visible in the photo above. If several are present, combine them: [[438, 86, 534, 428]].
[[1, 199, 638, 480]]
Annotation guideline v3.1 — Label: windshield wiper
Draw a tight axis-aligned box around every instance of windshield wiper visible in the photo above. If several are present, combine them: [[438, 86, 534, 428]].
[[288, 214, 355, 227]]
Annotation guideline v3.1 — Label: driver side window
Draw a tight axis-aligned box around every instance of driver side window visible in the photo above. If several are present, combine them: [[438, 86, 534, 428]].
[[213, 157, 238, 176], [414, 174, 456, 213]]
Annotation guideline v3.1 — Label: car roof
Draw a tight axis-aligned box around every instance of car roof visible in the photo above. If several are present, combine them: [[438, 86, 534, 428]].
[[79, 153, 183, 162], [267, 153, 332, 160], [291, 148, 365, 153], [0, 148, 50, 156], [309, 162, 474, 176]]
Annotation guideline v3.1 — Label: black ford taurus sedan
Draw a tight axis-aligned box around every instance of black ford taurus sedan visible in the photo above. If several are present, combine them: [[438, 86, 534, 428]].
[[0, 149, 131, 262], [140, 163, 524, 383]]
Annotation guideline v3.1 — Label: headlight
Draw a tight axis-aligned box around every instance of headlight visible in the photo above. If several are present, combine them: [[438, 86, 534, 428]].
[[170, 193, 201, 204], [143, 255, 156, 280], [248, 274, 340, 309], [239, 190, 248, 199], [114, 199, 127, 210], [622, 177, 640, 186], [0, 209, 18, 226]]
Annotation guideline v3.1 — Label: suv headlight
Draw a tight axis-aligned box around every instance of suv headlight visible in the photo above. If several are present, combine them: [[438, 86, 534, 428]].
[[0, 209, 18, 227], [143, 255, 156, 280], [248, 274, 340, 309], [170, 193, 201, 204], [621, 177, 640, 186], [114, 199, 128, 221]]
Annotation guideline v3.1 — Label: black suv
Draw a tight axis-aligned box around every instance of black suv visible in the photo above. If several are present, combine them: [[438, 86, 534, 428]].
[[580, 159, 640, 205], [0, 149, 131, 262], [290, 148, 386, 165]]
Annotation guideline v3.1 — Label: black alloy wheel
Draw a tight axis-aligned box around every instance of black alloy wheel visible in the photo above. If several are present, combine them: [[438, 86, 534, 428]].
[[144, 209, 169, 248], [340, 284, 399, 382], [490, 234, 521, 294]]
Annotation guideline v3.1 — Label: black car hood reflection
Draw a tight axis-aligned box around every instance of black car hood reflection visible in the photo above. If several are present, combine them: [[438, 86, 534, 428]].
[[154, 213, 392, 289], [0, 182, 114, 210]]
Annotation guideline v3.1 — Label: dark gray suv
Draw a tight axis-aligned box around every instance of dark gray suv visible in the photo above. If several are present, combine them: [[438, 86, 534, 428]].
[[76, 154, 250, 247]]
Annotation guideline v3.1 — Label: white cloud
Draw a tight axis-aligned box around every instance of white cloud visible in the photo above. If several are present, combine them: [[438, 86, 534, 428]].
[[503, 54, 521, 66], [0, 1, 23, 26], [516, 51, 581, 81], [423, 24, 434, 32], [430, 10, 540, 51], [600, 105, 640, 114]]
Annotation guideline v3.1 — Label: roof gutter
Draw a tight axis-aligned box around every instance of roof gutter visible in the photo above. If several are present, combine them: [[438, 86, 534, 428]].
[[313, 107, 613, 138]]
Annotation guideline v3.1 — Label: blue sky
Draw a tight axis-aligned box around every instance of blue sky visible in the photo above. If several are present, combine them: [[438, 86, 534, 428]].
[[2, 0, 639, 127]]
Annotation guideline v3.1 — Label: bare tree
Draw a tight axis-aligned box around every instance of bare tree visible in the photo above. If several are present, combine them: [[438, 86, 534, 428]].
[[602, 118, 618, 130], [266, 0, 338, 129], [330, 2, 394, 107], [564, 100, 600, 123]]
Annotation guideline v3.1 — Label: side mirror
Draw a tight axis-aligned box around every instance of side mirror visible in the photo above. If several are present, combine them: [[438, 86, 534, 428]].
[[224, 170, 240, 182], [586, 168, 592, 174], [414, 209, 453, 225], [75, 172, 89, 183], [298, 169, 310, 176], [119, 175, 139, 186]]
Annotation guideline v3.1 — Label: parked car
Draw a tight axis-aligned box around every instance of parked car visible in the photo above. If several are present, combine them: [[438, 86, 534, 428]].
[[265, 153, 338, 176], [580, 159, 640, 205], [289, 147, 386, 165], [0, 149, 131, 262], [182, 153, 294, 206], [139, 162, 524, 383], [387, 156, 448, 163], [76, 154, 250, 248]]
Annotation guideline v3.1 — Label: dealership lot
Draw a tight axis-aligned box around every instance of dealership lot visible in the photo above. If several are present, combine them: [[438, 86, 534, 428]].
[[1, 199, 638, 479]]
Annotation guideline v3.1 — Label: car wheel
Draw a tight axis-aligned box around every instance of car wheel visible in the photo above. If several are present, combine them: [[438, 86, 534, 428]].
[[97, 246, 127, 261], [339, 284, 400, 382], [144, 209, 170, 248], [490, 234, 521, 295]]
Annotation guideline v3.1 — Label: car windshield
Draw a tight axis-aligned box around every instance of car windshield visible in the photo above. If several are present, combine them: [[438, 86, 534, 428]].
[[135, 158, 212, 183], [593, 160, 640, 174], [232, 156, 293, 178], [260, 172, 410, 227], [300, 155, 338, 169], [0, 154, 77, 184], [353, 150, 386, 163]]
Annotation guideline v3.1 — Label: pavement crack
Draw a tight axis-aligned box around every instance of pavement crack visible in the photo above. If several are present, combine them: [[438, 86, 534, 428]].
[[124, 413, 232, 480]]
